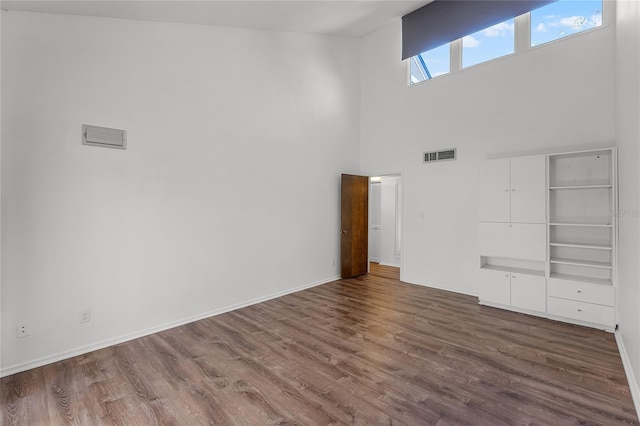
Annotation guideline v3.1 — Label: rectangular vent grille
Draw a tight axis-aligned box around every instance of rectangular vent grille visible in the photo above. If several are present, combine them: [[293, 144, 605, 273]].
[[424, 148, 456, 163], [83, 125, 127, 149]]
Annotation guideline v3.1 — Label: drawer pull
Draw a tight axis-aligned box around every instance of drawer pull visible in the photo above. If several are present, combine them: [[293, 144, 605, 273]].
[[577, 290, 582, 293], [578, 309, 582, 312]]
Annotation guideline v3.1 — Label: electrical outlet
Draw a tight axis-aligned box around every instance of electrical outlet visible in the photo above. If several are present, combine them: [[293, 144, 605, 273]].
[[80, 310, 91, 324], [332, 258, 336, 266], [16, 324, 29, 338]]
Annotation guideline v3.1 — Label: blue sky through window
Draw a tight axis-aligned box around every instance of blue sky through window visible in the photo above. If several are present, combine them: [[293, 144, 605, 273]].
[[531, 0, 602, 46], [410, 43, 450, 84], [462, 18, 515, 68], [409, 0, 603, 85]]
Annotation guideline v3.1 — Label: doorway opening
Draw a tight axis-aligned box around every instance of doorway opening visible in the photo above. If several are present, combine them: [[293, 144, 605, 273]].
[[368, 174, 402, 273]]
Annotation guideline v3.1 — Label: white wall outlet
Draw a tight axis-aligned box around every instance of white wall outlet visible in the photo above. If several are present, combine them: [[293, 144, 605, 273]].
[[16, 324, 29, 338], [80, 309, 91, 323], [332, 258, 336, 266]]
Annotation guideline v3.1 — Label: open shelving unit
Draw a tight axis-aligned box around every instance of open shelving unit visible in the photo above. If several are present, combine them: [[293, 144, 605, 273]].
[[546, 148, 617, 329], [547, 149, 616, 286]]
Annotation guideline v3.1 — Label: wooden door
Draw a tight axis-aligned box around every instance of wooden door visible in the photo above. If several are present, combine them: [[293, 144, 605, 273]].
[[510, 155, 546, 223], [341, 174, 369, 278], [479, 158, 510, 222]]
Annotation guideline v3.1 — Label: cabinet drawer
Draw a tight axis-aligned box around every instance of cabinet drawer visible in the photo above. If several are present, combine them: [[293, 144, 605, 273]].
[[547, 278, 614, 306], [547, 297, 614, 327]]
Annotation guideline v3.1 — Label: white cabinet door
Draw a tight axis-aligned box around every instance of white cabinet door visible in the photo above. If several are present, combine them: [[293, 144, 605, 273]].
[[479, 223, 546, 261], [479, 158, 510, 222], [511, 274, 546, 312], [479, 223, 511, 257], [479, 268, 510, 305], [510, 155, 546, 223], [509, 223, 546, 261]]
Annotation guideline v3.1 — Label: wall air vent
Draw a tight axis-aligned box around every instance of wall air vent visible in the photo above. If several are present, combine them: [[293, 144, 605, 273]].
[[423, 148, 456, 163], [82, 124, 127, 150]]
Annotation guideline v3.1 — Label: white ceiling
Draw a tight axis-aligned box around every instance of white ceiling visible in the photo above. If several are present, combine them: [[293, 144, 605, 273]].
[[0, 0, 431, 37]]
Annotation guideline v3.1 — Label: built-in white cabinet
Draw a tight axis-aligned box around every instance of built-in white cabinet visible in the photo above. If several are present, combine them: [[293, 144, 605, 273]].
[[479, 268, 546, 313], [478, 148, 618, 331], [479, 155, 546, 224], [546, 148, 617, 329], [478, 154, 547, 315]]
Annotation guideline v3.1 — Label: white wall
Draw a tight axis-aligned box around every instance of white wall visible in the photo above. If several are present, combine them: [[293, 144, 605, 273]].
[[361, 17, 616, 295], [1, 11, 361, 374], [615, 0, 640, 410]]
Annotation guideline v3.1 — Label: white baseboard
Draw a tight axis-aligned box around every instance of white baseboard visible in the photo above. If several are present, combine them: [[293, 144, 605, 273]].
[[0, 275, 339, 378], [379, 261, 400, 268], [615, 331, 640, 419]]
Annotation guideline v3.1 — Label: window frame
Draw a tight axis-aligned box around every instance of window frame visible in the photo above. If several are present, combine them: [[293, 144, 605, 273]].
[[529, 0, 606, 49], [407, 0, 609, 87]]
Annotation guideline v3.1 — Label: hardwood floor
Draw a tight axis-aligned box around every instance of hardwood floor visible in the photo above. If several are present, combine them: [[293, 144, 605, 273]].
[[2, 264, 638, 425]]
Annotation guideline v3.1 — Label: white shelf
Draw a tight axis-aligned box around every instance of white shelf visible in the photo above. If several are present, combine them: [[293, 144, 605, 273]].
[[480, 264, 545, 277], [549, 242, 612, 250], [549, 222, 612, 228], [549, 272, 612, 286], [549, 148, 613, 159], [549, 184, 612, 190], [549, 257, 612, 269]]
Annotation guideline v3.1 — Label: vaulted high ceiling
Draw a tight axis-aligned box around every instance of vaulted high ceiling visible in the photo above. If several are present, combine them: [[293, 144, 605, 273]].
[[1, 0, 431, 37]]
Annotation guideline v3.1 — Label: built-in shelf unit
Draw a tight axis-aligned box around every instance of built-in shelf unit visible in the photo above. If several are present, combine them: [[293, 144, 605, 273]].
[[546, 148, 616, 329], [478, 148, 617, 331]]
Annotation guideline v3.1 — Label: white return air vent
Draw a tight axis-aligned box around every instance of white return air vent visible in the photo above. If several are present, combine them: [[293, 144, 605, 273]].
[[83, 124, 127, 150], [424, 148, 456, 163]]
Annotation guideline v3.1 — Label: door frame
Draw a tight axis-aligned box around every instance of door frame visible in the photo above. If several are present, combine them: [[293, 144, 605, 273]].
[[366, 171, 404, 278]]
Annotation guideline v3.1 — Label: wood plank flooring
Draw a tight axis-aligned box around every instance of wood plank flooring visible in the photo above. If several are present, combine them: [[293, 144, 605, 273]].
[[1, 264, 638, 425]]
